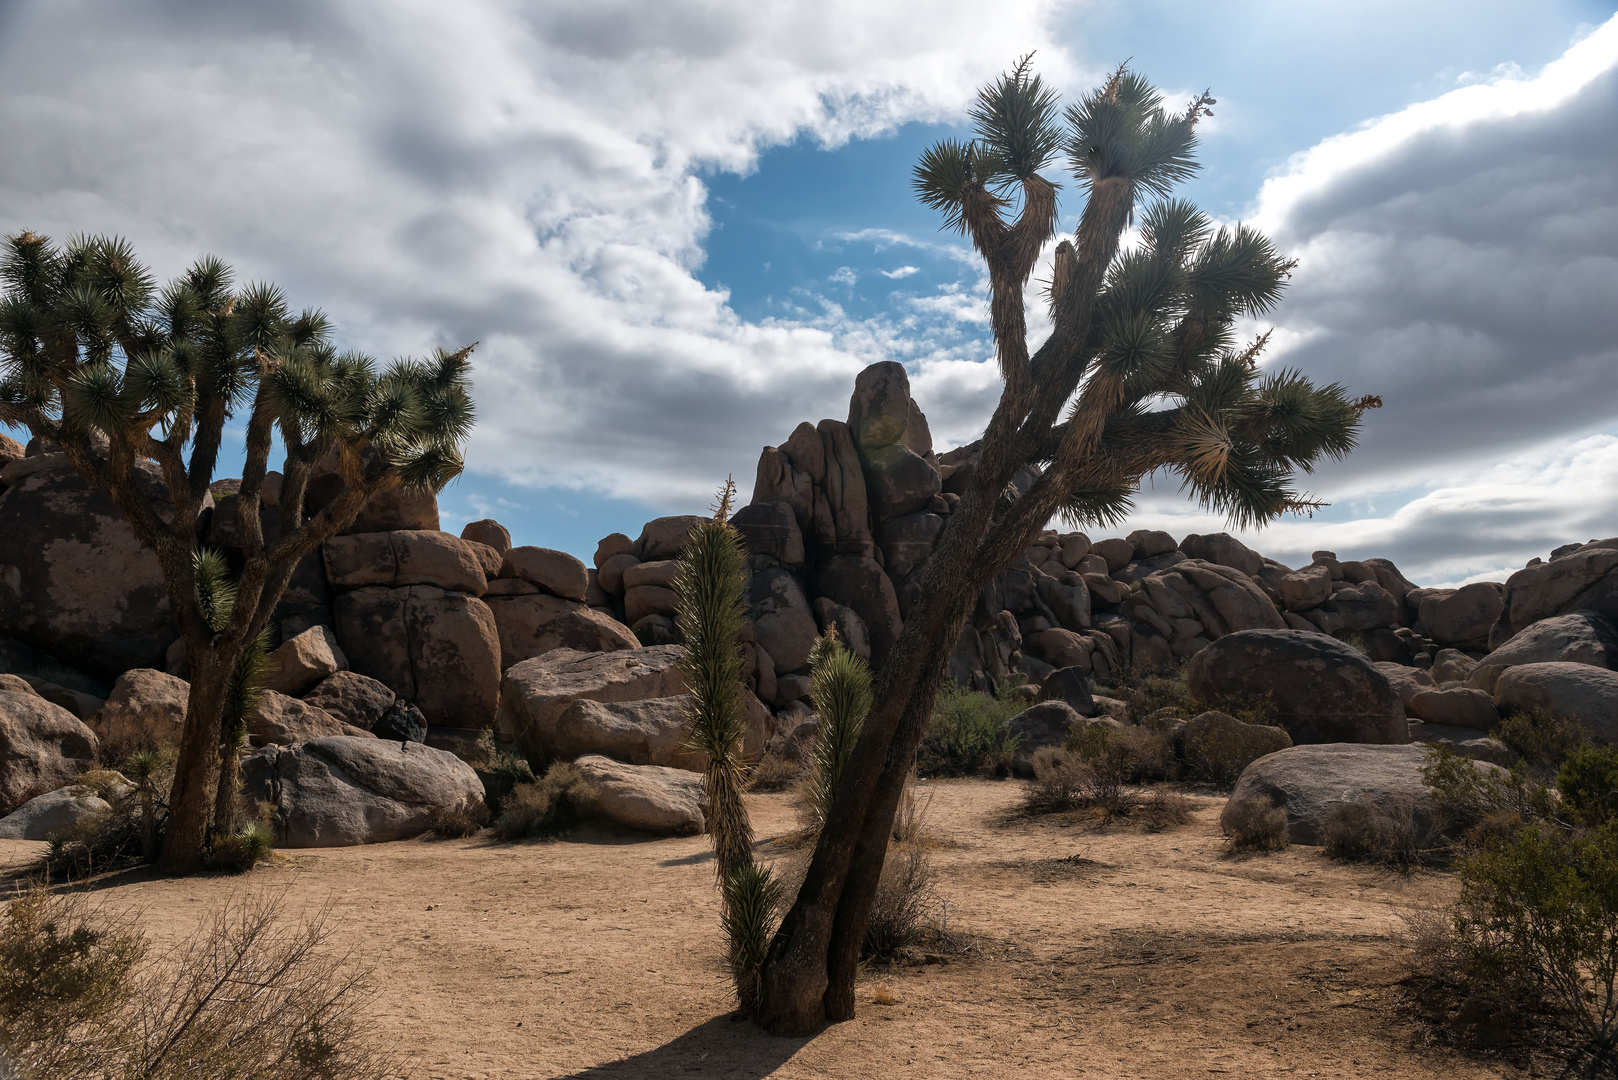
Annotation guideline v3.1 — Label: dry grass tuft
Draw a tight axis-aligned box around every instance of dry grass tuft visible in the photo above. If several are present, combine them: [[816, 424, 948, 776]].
[[1222, 796, 1287, 852], [491, 763, 597, 841]]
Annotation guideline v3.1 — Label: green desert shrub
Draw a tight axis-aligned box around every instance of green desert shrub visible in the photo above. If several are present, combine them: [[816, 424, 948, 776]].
[[1454, 820, 1618, 1071], [491, 763, 597, 841], [1223, 796, 1287, 852], [205, 822, 277, 873], [1493, 705, 1589, 780], [917, 683, 1023, 777], [1557, 744, 1618, 828], [1181, 712, 1291, 788], [1421, 746, 1559, 832]]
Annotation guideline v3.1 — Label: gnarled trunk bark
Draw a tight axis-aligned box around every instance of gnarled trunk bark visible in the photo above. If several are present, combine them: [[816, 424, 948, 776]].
[[157, 646, 233, 874]]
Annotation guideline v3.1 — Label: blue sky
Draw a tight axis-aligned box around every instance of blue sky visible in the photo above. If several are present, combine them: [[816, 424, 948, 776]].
[[2, 1, 1616, 584]]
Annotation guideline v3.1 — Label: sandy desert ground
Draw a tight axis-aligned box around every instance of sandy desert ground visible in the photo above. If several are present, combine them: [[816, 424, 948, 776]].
[[2, 780, 1534, 1080]]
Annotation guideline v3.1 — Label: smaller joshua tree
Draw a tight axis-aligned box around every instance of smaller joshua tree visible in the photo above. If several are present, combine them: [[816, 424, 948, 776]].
[[674, 478, 781, 1015], [0, 232, 476, 873], [803, 629, 871, 834]]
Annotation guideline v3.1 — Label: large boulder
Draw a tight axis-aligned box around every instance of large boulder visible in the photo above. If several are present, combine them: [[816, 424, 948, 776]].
[[1421, 582, 1504, 647], [1179, 533, 1263, 578], [1375, 662, 1436, 710], [1470, 611, 1618, 693], [1495, 544, 1618, 642], [1187, 629, 1406, 745], [1223, 743, 1496, 846], [1139, 560, 1284, 638], [485, 593, 636, 669], [248, 691, 359, 746], [262, 626, 347, 697], [304, 453, 439, 534], [1494, 662, 1618, 744], [553, 696, 704, 770], [1006, 701, 1081, 777], [573, 754, 705, 835], [322, 530, 487, 596], [0, 463, 178, 679], [1408, 688, 1499, 730], [95, 668, 189, 752], [498, 645, 686, 760], [0, 783, 113, 840], [460, 519, 512, 555], [749, 569, 819, 674], [814, 555, 903, 670], [636, 516, 707, 562], [333, 586, 500, 729], [732, 502, 805, 568], [0, 691, 98, 814], [847, 361, 930, 454], [1279, 566, 1332, 612], [301, 671, 395, 730], [860, 443, 941, 523], [241, 736, 484, 847], [501, 547, 589, 602]]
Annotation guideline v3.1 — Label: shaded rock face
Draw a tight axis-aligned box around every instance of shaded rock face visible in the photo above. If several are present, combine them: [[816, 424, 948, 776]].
[[240, 736, 483, 847], [262, 626, 347, 697], [372, 700, 428, 743], [501, 547, 589, 602], [636, 517, 708, 562], [572, 754, 705, 835], [0, 464, 178, 680], [248, 691, 359, 746], [549, 691, 769, 772], [1007, 701, 1082, 777], [1188, 630, 1406, 745], [749, 569, 819, 674], [1495, 662, 1618, 744], [485, 594, 637, 670], [814, 555, 903, 670], [304, 454, 439, 535], [0, 690, 98, 814], [333, 586, 500, 729], [1470, 611, 1618, 693], [1421, 582, 1504, 648], [1495, 543, 1618, 644], [1376, 662, 1436, 711], [301, 671, 395, 730], [461, 519, 512, 555], [497, 645, 686, 761], [1224, 743, 1495, 846], [1408, 688, 1499, 730]]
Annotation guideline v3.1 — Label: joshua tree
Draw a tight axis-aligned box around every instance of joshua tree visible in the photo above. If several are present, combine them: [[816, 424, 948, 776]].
[[803, 629, 871, 834], [674, 479, 782, 1014], [0, 232, 475, 873], [755, 60, 1376, 1033]]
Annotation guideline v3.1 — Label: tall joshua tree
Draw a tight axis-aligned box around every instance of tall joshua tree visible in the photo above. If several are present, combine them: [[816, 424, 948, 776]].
[[675, 479, 782, 1015], [0, 232, 475, 873], [755, 60, 1377, 1033]]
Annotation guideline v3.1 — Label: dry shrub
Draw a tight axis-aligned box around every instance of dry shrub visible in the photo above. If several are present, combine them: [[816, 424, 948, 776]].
[[1137, 790, 1194, 832], [863, 843, 940, 962], [0, 887, 398, 1080], [1063, 723, 1173, 818], [870, 982, 899, 1005], [1024, 745, 1086, 813], [428, 799, 490, 839], [1223, 796, 1287, 852], [1182, 713, 1291, 788], [491, 762, 597, 841], [747, 750, 802, 793], [1323, 796, 1428, 869]]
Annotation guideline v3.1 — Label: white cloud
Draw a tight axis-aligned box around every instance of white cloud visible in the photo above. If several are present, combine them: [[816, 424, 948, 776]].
[[828, 266, 859, 286], [0, 0, 1074, 506], [880, 265, 920, 278]]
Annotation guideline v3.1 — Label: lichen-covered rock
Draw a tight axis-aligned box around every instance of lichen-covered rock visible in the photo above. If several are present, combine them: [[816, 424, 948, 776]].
[[1188, 629, 1406, 744], [0, 463, 178, 680], [323, 530, 486, 595], [0, 691, 98, 814], [0, 783, 117, 840], [241, 736, 484, 847], [572, 754, 705, 835], [333, 586, 500, 729], [498, 645, 686, 760], [485, 593, 637, 669], [301, 671, 395, 730]]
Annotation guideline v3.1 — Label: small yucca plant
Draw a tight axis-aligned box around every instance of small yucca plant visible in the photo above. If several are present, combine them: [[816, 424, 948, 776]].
[[722, 862, 785, 1016], [804, 629, 871, 833]]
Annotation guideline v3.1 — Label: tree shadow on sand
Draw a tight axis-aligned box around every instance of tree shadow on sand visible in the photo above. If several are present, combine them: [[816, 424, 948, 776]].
[[553, 1014, 811, 1078]]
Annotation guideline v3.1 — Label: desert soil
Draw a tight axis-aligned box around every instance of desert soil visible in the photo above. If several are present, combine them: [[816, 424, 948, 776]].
[[2, 780, 1529, 1080]]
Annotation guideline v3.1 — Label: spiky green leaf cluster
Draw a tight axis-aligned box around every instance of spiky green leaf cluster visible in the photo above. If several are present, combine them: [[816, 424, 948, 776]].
[[805, 630, 871, 833], [0, 231, 474, 494], [673, 514, 752, 879], [722, 861, 785, 1016]]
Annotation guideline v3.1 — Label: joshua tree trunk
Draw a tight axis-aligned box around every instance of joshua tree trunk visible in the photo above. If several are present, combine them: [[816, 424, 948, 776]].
[[160, 650, 231, 874]]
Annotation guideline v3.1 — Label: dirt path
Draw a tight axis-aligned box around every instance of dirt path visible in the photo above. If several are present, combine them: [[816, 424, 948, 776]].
[[2, 780, 1524, 1079]]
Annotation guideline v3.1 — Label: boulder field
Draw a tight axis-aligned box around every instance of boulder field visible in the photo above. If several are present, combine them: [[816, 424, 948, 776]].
[[2, 365, 1618, 846]]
